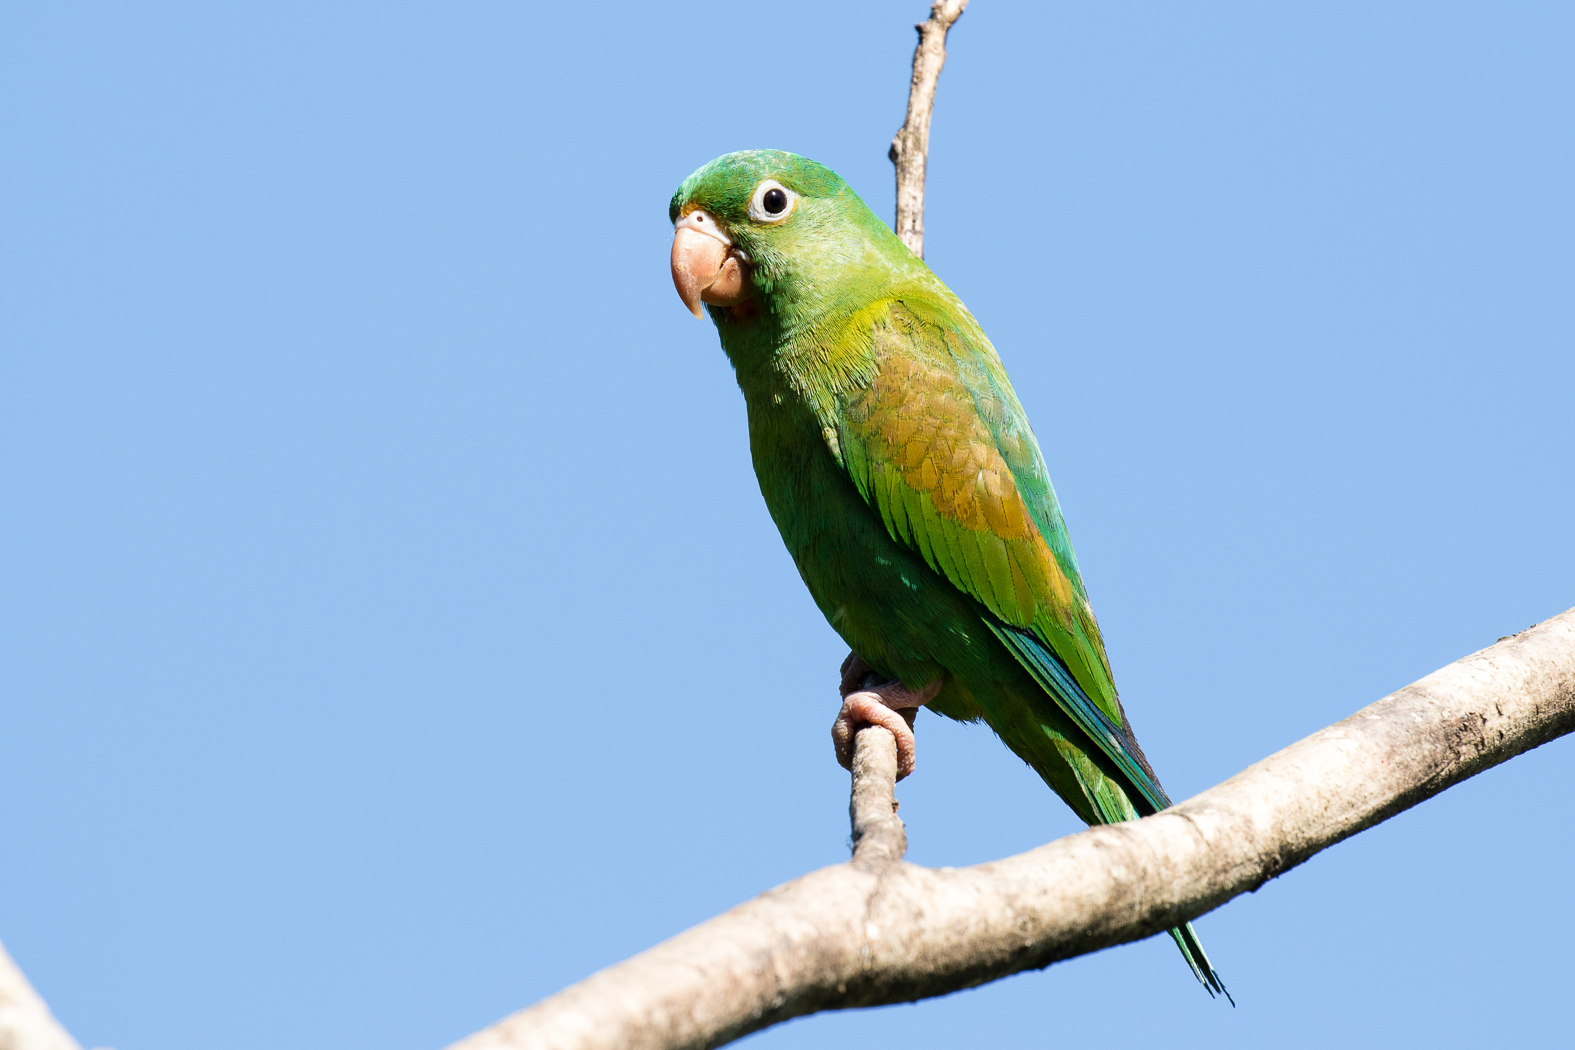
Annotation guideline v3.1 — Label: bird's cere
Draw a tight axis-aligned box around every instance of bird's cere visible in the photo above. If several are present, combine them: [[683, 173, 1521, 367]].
[[670, 209, 748, 318], [675, 208, 731, 246]]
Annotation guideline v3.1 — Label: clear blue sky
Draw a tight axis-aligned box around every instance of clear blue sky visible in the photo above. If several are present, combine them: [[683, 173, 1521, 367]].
[[2, 3, 1571, 1048]]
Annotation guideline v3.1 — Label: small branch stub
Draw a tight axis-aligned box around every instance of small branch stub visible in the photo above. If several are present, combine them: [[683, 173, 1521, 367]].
[[890, 0, 970, 258], [849, 725, 906, 869]]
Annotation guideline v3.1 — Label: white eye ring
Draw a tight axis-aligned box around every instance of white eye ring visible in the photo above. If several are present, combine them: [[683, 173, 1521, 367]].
[[748, 179, 797, 223]]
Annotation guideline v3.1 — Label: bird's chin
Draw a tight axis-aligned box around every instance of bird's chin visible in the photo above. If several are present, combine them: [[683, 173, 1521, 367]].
[[717, 297, 760, 323], [698, 254, 750, 309]]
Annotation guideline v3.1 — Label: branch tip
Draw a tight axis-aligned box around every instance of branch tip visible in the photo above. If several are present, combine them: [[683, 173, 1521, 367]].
[[890, 0, 970, 258]]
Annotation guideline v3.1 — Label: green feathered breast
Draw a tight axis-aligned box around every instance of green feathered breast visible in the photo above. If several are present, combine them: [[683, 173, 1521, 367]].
[[671, 148, 1227, 999]]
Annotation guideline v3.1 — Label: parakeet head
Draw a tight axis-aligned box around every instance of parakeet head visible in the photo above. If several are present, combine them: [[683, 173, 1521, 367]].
[[668, 150, 918, 325]]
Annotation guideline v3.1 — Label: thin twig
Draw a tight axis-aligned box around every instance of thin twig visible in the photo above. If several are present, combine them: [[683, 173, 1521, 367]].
[[889, 0, 970, 258], [447, 607, 1575, 1050], [849, 726, 906, 869]]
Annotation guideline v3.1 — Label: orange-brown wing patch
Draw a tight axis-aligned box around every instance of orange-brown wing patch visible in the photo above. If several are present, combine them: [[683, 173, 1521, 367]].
[[842, 338, 1078, 633]]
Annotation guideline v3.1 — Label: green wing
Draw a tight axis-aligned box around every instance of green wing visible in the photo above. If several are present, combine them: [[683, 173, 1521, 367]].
[[826, 296, 1229, 1001], [832, 298, 1169, 813]]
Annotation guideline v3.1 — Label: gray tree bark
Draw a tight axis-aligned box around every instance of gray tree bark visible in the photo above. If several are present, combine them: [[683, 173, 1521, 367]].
[[4, 614, 1571, 1050], [0, 942, 84, 1050], [447, 607, 1575, 1050]]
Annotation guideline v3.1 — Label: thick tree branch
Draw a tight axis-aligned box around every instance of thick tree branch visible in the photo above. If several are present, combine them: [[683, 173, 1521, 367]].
[[0, 940, 84, 1050], [448, 607, 1575, 1050], [889, 0, 969, 258]]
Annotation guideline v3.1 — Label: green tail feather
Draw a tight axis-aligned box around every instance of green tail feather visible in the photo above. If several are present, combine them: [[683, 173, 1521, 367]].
[[986, 619, 1233, 1002], [1169, 922, 1233, 1005], [1078, 745, 1232, 1003], [1091, 788, 1232, 1003]]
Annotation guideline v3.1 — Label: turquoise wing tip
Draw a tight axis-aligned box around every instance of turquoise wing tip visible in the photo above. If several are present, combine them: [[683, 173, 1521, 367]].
[[986, 620, 1172, 814]]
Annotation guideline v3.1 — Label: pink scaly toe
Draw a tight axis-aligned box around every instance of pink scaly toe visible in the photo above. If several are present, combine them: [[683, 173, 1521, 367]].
[[831, 654, 942, 779]]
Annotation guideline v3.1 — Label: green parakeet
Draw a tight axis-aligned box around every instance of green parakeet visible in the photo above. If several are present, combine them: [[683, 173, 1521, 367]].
[[669, 149, 1228, 999]]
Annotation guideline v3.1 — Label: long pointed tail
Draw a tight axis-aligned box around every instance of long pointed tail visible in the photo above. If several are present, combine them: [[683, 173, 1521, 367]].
[[1169, 921, 1233, 1005], [1073, 763, 1232, 1003], [989, 624, 1233, 1002]]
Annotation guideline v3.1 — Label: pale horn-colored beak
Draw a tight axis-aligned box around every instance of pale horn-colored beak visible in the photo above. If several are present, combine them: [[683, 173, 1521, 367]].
[[671, 210, 750, 318]]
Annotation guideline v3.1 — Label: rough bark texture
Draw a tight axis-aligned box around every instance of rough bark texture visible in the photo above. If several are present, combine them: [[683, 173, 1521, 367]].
[[848, 726, 907, 870], [448, 607, 1575, 1050], [889, 0, 970, 258], [0, 942, 83, 1050]]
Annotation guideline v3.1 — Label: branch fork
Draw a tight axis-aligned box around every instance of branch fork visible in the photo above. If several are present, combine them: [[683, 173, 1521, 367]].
[[445, 608, 1575, 1050], [6, 6, 1574, 1050], [7, 615, 1575, 1050]]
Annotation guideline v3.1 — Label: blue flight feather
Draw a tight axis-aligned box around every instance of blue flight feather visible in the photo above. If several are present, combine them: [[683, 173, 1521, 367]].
[[986, 620, 1171, 814]]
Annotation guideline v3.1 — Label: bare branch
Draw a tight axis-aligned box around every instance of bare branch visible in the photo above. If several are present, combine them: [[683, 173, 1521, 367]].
[[0, 940, 85, 1050], [447, 607, 1575, 1050], [889, 0, 970, 258], [849, 725, 907, 869]]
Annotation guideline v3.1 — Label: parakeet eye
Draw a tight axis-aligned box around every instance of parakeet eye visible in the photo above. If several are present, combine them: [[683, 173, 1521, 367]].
[[748, 179, 797, 223]]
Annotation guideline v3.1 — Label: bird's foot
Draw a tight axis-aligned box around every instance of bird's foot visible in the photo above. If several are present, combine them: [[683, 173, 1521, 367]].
[[832, 652, 942, 779]]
